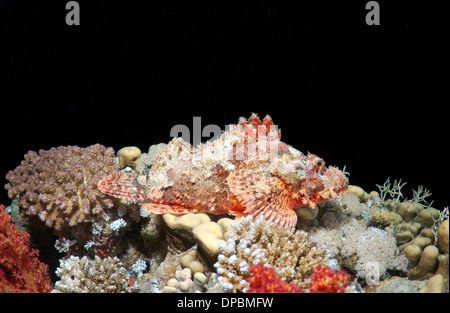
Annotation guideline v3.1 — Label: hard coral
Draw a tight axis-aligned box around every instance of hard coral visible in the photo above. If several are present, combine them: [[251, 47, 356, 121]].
[[0, 205, 52, 293], [5, 144, 119, 230], [309, 266, 349, 293], [214, 216, 330, 292], [53, 255, 129, 293], [246, 264, 303, 293]]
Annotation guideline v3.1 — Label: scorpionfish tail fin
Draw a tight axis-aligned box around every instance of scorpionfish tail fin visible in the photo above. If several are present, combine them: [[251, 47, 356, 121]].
[[227, 171, 297, 228]]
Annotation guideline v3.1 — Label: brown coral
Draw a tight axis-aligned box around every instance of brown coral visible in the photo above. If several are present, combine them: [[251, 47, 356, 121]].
[[0, 204, 52, 293], [214, 216, 330, 292], [5, 144, 119, 230]]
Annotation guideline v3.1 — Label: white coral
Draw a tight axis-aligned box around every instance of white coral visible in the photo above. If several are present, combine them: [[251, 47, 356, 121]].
[[110, 218, 127, 235], [310, 205, 408, 281]]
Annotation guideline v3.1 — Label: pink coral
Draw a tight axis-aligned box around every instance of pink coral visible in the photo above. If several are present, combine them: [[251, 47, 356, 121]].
[[0, 204, 52, 293], [5, 144, 119, 230], [246, 264, 303, 293]]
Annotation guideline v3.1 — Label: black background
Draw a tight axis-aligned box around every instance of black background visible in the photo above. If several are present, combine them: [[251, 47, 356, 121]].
[[0, 0, 447, 209]]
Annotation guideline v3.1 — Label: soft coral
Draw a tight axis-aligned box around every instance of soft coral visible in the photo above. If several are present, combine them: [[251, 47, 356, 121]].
[[308, 266, 349, 293], [246, 264, 303, 293], [0, 204, 52, 293], [246, 264, 350, 293]]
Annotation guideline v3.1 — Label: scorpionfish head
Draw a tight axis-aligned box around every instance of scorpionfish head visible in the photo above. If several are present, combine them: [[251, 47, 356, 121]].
[[274, 148, 348, 208], [302, 154, 349, 206]]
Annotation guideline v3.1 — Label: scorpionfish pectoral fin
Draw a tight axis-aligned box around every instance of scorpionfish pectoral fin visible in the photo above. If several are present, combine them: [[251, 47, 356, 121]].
[[227, 171, 298, 228], [97, 172, 146, 203]]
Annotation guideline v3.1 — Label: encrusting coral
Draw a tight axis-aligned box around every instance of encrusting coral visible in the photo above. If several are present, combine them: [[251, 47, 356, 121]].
[[5, 144, 119, 231], [53, 255, 129, 293], [214, 215, 330, 292], [0, 204, 52, 293]]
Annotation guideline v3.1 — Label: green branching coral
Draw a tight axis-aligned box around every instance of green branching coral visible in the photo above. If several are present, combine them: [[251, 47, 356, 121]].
[[214, 216, 330, 292]]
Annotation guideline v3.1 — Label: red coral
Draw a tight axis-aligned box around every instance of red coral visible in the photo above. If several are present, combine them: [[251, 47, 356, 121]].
[[246, 264, 303, 293], [308, 266, 349, 293], [0, 204, 52, 293]]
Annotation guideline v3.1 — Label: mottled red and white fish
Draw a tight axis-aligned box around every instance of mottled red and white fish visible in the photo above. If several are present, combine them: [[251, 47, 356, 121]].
[[98, 114, 348, 228]]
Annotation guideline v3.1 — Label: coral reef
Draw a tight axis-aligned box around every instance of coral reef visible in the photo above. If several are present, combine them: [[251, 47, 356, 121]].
[[5, 144, 118, 231], [214, 215, 330, 292], [310, 210, 408, 281], [0, 121, 448, 295], [53, 255, 129, 293], [323, 180, 448, 293], [0, 204, 52, 293]]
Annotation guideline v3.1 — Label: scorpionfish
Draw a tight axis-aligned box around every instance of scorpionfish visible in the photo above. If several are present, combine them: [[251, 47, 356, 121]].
[[98, 114, 348, 228]]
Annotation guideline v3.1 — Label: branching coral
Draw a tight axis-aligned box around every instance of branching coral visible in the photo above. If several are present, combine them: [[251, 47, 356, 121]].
[[214, 216, 330, 292], [376, 178, 407, 203], [5, 144, 119, 230], [0, 205, 52, 293], [53, 255, 129, 293]]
